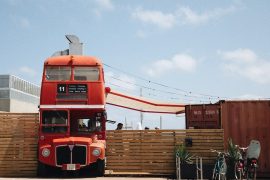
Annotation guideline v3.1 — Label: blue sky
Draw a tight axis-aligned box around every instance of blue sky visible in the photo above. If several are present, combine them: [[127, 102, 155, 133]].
[[1, 0, 270, 129]]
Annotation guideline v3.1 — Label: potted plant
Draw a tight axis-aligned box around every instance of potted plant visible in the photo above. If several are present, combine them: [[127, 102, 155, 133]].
[[227, 138, 241, 179], [175, 144, 196, 179]]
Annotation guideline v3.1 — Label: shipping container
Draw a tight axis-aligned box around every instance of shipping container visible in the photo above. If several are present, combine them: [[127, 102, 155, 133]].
[[220, 100, 270, 177], [185, 100, 270, 177], [185, 104, 221, 129]]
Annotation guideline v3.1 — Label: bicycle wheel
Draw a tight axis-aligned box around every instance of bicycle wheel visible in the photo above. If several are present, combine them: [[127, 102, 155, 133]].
[[247, 166, 256, 180], [220, 173, 227, 180], [212, 162, 218, 180], [212, 168, 217, 179], [235, 163, 242, 180], [219, 160, 227, 180]]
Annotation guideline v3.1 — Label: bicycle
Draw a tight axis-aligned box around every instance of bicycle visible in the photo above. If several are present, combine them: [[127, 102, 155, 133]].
[[235, 140, 261, 180], [211, 149, 228, 180], [246, 158, 258, 180], [234, 146, 248, 180]]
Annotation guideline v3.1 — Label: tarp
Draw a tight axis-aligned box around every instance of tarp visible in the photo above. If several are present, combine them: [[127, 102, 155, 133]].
[[106, 90, 185, 114]]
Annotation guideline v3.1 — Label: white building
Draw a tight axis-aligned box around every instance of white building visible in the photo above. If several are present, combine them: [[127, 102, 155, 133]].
[[0, 75, 40, 113]]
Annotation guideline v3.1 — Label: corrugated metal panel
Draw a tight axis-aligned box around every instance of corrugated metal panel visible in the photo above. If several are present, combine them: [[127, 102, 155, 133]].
[[220, 100, 270, 176], [0, 75, 10, 88], [10, 75, 40, 97], [0, 75, 40, 113], [10, 89, 39, 104], [185, 104, 221, 129], [0, 89, 10, 99]]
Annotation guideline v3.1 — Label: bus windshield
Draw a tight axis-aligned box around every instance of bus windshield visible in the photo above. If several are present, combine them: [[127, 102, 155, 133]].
[[74, 67, 99, 81], [74, 117, 102, 133], [45, 66, 71, 81], [42, 110, 68, 133]]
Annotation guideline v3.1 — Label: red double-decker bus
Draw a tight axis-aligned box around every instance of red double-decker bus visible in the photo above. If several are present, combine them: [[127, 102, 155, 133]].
[[36, 35, 186, 177], [38, 54, 108, 176]]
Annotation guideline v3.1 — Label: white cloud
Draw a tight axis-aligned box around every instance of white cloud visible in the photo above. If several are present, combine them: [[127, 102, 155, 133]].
[[176, 6, 236, 25], [218, 48, 257, 63], [93, 0, 114, 17], [219, 49, 270, 84], [132, 4, 238, 29], [19, 66, 37, 76], [132, 8, 176, 29], [146, 53, 197, 77], [172, 54, 197, 72], [95, 0, 114, 10]]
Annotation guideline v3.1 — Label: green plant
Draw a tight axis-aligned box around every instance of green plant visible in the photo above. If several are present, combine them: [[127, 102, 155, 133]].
[[175, 144, 194, 164], [227, 138, 241, 162], [227, 138, 241, 179]]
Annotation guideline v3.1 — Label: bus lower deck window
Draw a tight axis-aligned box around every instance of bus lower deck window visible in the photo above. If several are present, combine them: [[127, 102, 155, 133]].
[[42, 110, 68, 133]]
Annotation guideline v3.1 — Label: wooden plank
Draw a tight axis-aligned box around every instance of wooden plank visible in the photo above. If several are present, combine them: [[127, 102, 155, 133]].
[[106, 129, 224, 174], [0, 113, 39, 177], [0, 113, 224, 176]]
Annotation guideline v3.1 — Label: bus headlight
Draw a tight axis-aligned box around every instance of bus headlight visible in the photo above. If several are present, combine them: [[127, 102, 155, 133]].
[[42, 148, 50, 157], [92, 148, 101, 156]]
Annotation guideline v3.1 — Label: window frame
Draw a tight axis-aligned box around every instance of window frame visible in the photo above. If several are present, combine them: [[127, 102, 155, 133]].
[[44, 65, 101, 82], [76, 117, 102, 133], [45, 66, 72, 81], [41, 110, 68, 133], [73, 66, 100, 81]]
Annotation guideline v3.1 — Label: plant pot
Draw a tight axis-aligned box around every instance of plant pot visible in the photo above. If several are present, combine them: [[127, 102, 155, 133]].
[[180, 163, 197, 179], [202, 164, 215, 179], [226, 161, 236, 179]]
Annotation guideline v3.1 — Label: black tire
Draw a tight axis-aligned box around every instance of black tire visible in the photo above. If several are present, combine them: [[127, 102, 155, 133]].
[[96, 159, 105, 177], [37, 161, 48, 177], [247, 166, 256, 180]]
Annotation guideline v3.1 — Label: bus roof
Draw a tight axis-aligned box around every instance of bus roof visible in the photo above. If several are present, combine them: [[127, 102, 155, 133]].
[[44, 55, 102, 66]]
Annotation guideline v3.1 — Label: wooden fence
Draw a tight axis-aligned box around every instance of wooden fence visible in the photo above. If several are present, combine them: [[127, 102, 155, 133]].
[[0, 113, 39, 177], [0, 113, 224, 177], [106, 129, 224, 174]]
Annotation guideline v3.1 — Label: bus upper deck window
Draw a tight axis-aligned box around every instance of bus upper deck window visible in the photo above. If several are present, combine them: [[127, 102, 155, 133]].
[[45, 66, 71, 81], [74, 67, 99, 81]]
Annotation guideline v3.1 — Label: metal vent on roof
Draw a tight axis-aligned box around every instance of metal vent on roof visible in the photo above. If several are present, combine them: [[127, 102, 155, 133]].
[[52, 35, 83, 56]]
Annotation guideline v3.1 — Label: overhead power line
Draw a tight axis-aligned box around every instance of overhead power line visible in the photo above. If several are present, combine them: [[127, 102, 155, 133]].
[[106, 74, 216, 100], [103, 63, 227, 100], [106, 81, 213, 104]]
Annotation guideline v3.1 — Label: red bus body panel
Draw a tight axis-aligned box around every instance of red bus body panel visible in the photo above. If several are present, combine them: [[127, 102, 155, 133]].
[[38, 55, 106, 171]]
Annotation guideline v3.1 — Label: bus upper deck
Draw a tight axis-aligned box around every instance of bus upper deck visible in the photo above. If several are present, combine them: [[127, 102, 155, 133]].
[[40, 55, 106, 106]]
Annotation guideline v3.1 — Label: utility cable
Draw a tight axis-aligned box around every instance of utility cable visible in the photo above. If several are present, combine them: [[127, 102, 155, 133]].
[[103, 63, 227, 99]]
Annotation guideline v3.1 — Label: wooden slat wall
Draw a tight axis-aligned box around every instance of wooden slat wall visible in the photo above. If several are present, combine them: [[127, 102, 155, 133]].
[[0, 113, 224, 176], [106, 129, 224, 174], [0, 113, 39, 177]]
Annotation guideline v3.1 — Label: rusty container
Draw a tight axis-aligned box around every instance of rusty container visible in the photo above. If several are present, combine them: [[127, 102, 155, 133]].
[[220, 100, 270, 177], [185, 104, 221, 129]]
